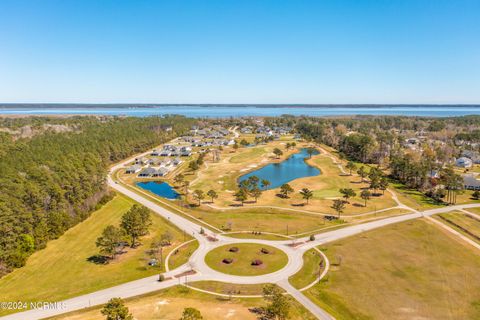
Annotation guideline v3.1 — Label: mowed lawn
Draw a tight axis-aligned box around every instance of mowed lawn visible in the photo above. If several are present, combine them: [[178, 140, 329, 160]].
[[305, 219, 480, 320], [289, 248, 324, 289], [205, 243, 288, 276], [0, 194, 190, 315], [50, 286, 316, 320], [435, 211, 480, 243]]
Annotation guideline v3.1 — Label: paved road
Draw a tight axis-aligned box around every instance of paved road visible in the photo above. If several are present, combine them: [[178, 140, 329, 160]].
[[5, 150, 480, 320]]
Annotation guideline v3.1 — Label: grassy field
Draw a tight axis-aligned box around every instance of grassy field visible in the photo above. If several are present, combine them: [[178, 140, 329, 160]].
[[0, 194, 191, 315], [304, 219, 480, 320], [184, 206, 346, 235], [224, 232, 292, 240], [49, 286, 316, 320], [167, 240, 199, 270], [205, 243, 288, 276], [289, 248, 325, 289], [188, 280, 270, 295], [467, 207, 480, 215], [434, 211, 480, 243]]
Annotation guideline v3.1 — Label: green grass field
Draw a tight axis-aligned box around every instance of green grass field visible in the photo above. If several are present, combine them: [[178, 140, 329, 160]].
[[224, 232, 292, 240], [289, 248, 324, 289], [434, 211, 480, 243], [304, 219, 480, 320], [0, 194, 191, 315], [205, 243, 288, 276], [167, 240, 199, 270]]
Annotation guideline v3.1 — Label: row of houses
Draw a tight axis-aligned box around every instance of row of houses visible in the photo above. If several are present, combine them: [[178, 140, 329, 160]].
[[151, 145, 192, 157], [241, 125, 293, 136], [189, 127, 230, 139], [181, 136, 234, 147], [137, 167, 170, 177]]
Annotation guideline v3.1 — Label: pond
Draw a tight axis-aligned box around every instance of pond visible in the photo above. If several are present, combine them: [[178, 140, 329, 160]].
[[238, 148, 320, 190], [136, 181, 181, 200]]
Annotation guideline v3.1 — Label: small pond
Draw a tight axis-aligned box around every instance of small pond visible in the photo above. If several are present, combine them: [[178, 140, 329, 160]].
[[136, 181, 181, 200], [238, 148, 320, 190]]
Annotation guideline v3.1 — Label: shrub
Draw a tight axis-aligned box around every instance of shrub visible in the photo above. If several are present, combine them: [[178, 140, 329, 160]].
[[158, 274, 165, 282], [229, 247, 239, 253], [260, 248, 270, 254], [251, 259, 263, 266], [222, 258, 233, 264], [473, 190, 480, 200], [309, 234, 315, 241]]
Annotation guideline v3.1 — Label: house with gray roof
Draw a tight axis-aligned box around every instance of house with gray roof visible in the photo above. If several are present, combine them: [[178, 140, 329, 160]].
[[464, 174, 480, 190], [138, 167, 157, 177]]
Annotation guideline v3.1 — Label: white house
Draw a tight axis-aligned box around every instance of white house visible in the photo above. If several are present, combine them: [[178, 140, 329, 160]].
[[125, 164, 141, 174], [456, 157, 473, 168]]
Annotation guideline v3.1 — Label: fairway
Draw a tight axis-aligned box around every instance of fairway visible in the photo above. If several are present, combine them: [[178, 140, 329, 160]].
[[0, 194, 191, 315], [304, 219, 480, 320], [204, 243, 288, 276]]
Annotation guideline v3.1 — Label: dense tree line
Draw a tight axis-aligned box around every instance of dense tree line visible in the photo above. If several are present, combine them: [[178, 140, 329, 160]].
[[295, 115, 472, 204], [0, 115, 195, 275]]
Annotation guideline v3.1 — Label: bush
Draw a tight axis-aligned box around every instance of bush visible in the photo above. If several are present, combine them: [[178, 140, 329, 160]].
[[309, 234, 315, 241], [158, 274, 165, 282], [251, 259, 263, 266], [473, 190, 480, 200], [222, 258, 233, 264], [229, 247, 239, 252], [260, 248, 270, 254]]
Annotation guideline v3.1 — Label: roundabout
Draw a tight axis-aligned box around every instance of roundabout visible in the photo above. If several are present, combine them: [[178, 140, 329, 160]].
[[204, 243, 288, 276]]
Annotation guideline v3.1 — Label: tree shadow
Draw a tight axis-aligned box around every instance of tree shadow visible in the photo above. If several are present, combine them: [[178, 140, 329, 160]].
[[291, 203, 305, 207], [229, 203, 243, 207]]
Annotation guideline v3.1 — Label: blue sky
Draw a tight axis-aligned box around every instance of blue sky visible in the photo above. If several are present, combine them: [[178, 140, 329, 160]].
[[0, 0, 479, 104]]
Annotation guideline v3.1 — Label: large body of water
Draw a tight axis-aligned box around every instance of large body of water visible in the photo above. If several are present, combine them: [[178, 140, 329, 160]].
[[136, 181, 180, 200], [1, 105, 480, 117], [238, 148, 320, 190]]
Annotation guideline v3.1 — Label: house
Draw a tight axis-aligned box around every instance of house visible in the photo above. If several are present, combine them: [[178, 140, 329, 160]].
[[180, 146, 192, 156], [151, 149, 161, 156], [240, 127, 253, 134], [456, 157, 473, 168], [463, 174, 480, 190], [125, 164, 141, 174], [427, 170, 440, 179], [147, 159, 157, 165], [462, 150, 480, 164], [173, 157, 183, 166], [138, 167, 157, 177], [160, 159, 172, 167], [134, 157, 147, 165], [154, 167, 169, 177]]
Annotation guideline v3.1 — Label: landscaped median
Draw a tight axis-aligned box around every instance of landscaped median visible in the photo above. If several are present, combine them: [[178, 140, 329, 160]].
[[289, 248, 327, 290], [204, 243, 288, 276]]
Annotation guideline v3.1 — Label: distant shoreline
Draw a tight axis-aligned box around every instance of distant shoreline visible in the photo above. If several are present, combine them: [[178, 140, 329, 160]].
[[1, 104, 480, 109]]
